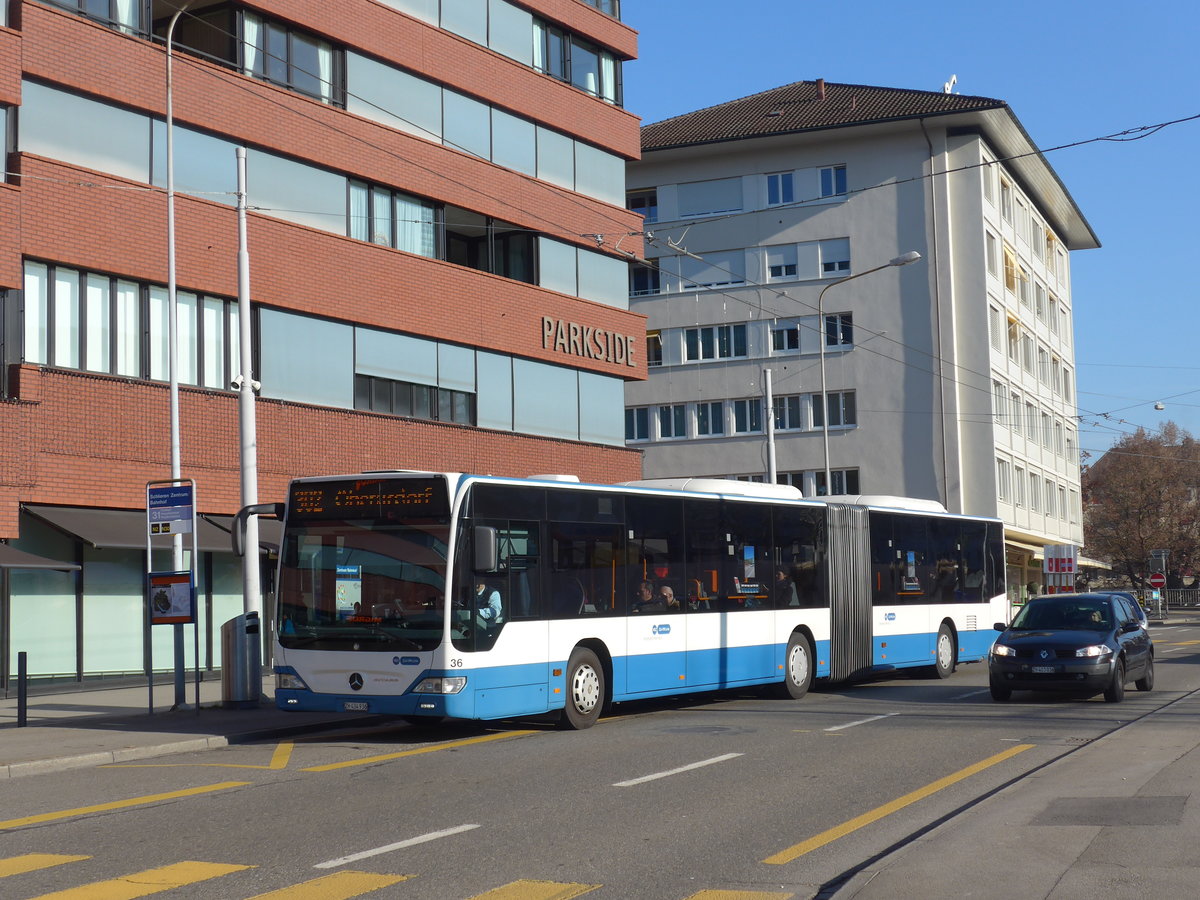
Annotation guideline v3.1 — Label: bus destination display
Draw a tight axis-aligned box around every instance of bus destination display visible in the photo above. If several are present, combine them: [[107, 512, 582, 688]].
[[289, 478, 449, 519]]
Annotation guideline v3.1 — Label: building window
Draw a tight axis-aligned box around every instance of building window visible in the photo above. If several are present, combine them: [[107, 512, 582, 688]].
[[658, 404, 686, 439], [772, 395, 804, 430], [767, 245, 798, 280], [819, 238, 851, 275], [630, 264, 660, 296], [627, 189, 658, 223], [993, 381, 1007, 426], [815, 468, 859, 496], [1045, 478, 1056, 517], [732, 398, 763, 433], [986, 231, 998, 277], [1028, 471, 1040, 512], [989, 305, 1002, 352], [684, 324, 747, 361], [1018, 268, 1031, 307], [625, 406, 649, 441], [646, 331, 662, 367], [771, 325, 799, 352], [766, 172, 794, 206], [1010, 391, 1022, 433], [996, 457, 1011, 501], [1003, 246, 1017, 293], [349, 181, 437, 256], [819, 165, 847, 198], [41, 0, 140, 33], [1000, 179, 1013, 222], [825, 313, 853, 347], [1014, 466, 1026, 507], [982, 155, 995, 203], [242, 12, 340, 104], [697, 400, 724, 435], [534, 22, 622, 105], [812, 391, 856, 428], [354, 374, 475, 424], [1007, 319, 1019, 362]]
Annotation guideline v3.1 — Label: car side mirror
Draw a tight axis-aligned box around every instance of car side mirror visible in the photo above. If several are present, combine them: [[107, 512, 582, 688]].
[[993, 622, 1008, 632], [1121, 621, 1140, 634]]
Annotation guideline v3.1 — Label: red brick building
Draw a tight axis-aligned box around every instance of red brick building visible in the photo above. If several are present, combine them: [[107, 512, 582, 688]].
[[0, 0, 642, 686]]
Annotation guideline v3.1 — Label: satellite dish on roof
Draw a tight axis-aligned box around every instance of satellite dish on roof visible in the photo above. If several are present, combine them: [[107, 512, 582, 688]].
[[943, 74, 957, 94]]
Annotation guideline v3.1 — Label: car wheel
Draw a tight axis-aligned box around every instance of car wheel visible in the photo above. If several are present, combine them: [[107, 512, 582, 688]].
[[1104, 659, 1126, 703], [560, 647, 605, 729], [1135, 654, 1154, 692], [989, 679, 1011, 702], [775, 632, 814, 699], [931, 624, 956, 679]]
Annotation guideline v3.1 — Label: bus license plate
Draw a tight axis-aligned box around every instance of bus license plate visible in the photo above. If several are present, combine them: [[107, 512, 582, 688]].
[[343, 700, 369, 711], [1031, 666, 1055, 674]]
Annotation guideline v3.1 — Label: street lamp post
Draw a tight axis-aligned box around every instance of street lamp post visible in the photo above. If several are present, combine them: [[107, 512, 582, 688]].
[[815, 251, 922, 495]]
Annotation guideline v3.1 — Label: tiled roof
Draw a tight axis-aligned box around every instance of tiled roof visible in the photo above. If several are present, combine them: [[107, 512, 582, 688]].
[[642, 80, 1006, 151]]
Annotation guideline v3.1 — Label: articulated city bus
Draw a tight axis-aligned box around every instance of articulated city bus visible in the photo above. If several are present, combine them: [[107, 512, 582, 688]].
[[236, 471, 1006, 728]]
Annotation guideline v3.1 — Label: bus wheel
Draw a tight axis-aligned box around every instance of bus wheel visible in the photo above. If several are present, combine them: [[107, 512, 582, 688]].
[[561, 647, 604, 729], [932, 624, 956, 679], [777, 632, 814, 700]]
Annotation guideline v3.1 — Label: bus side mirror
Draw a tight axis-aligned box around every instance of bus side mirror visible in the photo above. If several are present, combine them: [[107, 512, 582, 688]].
[[232, 502, 284, 557], [474, 525, 498, 573]]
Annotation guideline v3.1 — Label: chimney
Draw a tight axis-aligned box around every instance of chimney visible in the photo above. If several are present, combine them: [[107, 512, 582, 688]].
[[816, 78, 826, 101]]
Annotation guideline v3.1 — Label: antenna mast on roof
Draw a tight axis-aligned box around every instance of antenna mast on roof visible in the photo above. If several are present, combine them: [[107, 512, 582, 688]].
[[943, 74, 957, 94]]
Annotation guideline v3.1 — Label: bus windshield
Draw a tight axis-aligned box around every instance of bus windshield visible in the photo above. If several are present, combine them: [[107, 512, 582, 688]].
[[277, 518, 450, 652]]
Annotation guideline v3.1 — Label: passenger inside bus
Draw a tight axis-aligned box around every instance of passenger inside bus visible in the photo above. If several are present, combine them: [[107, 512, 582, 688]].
[[632, 580, 665, 613], [658, 584, 680, 611]]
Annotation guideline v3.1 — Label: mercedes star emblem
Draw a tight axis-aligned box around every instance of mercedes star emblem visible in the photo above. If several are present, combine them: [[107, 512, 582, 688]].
[[348, 672, 364, 691]]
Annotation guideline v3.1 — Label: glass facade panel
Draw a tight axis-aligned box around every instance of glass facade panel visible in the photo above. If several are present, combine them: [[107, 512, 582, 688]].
[[81, 547, 144, 675], [53, 268, 80, 368], [577, 248, 628, 310], [379, 0, 438, 23], [578, 372, 624, 445], [443, 90, 491, 159], [150, 122, 239, 204], [177, 290, 198, 386], [438, 342, 476, 392], [441, 0, 487, 44], [23, 261, 49, 364], [574, 142, 624, 206], [202, 297, 225, 389], [245, 149, 346, 233], [114, 280, 139, 377], [489, 0, 533, 65], [259, 309, 354, 408], [356, 328, 438, 385], [84, 274, 110, 373], [491, 108, 536, 176], [513, 359, 578, 440], [345, 53, 442, 142], [476, 351, 513, 431], [536, 126, 574, 190], [19, 81, 150, 183], [538, 238, 577, 296], [8, 517, 77, 680]]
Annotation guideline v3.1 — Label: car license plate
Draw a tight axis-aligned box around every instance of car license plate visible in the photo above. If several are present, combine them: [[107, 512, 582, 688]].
[[343, 700, 369, 712], [1031, 666, 1055, 674]]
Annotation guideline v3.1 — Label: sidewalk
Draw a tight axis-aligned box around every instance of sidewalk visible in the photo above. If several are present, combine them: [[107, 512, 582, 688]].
[[1, 675, 374, 780]]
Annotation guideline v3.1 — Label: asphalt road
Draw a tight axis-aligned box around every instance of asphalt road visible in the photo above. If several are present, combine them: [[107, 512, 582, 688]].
[[6, 621, 1200, 899]]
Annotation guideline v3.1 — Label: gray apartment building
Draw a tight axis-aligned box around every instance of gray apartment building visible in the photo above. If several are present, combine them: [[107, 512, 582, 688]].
[[624, 79, 1098, 600]]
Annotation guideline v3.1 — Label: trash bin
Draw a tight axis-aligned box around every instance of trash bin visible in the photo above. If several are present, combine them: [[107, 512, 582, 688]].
[[221, 611, 262, 708]]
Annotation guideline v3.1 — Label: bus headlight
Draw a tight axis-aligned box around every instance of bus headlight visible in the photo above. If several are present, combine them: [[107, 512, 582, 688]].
[[414, 676, 467, 694], [276, 671, 309, 691]]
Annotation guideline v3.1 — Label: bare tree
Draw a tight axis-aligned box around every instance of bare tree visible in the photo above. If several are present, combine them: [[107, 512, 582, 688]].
[[1083, 424, 1200, 587]]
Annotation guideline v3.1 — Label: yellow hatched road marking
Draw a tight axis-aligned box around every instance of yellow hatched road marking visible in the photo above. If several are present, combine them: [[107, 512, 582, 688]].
[[247, 870, 411, 899], [686, 892, 793, 899], [763, 744, 1035, 865], [302, 731, 535, 772], [27, 861, 251, 899], [0, 782, 249, 830], [468, 880, 600, 900], [106, 741, 296, 771], [0, 854, 90, 877]]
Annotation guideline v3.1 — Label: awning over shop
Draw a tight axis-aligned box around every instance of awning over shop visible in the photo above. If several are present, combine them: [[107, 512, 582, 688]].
[[1005, 540, 1045, 559], [24, 505, 241, 554], [0, 543, 80, 570]]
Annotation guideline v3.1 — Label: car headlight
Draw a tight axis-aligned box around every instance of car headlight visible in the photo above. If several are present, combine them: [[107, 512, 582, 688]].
[[1075, 645, 1112, 658], [991, 644, 1016, 657], [413, 676, 467, 694]]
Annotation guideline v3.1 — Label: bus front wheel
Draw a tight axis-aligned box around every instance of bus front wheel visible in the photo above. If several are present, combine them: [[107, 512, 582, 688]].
[[561, 647, 605, 729], [776, 632, 814, 700], [931, 624, 956, 679]]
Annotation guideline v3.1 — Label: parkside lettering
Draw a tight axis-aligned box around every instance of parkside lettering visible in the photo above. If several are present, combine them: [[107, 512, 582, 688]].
[[542, 317, 637, 367]]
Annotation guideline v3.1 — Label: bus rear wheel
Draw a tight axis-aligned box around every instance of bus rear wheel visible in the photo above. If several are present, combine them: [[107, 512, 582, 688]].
[[561, 647, 604, 729], [776, 632, 814, 700]]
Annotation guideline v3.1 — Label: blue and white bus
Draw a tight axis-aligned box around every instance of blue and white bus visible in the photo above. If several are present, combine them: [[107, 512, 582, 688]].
[[241, 471, 1006, 728]]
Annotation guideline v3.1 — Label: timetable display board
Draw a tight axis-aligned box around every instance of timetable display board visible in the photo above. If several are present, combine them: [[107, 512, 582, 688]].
[[288, 477, 450, 520]]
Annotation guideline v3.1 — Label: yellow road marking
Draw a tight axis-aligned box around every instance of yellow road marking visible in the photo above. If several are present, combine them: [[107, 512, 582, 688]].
[[247, 870, 410, 899], [687, 892, 793, 899], [0, 854, 90, 877], [468, 880, 600, 900], [763, 744, 1035, 864], [0, 782, 249, 830], [27, 861, 250, 899], [302, 730, 534, 772], [106, 742, 295, 771]]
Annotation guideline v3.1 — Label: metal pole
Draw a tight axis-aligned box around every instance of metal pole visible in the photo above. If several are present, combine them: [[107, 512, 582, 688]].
[[236, 147, 261, 620], [166, 5, 190, 710], [17, 651, 27, 727], [764, 368, 776, 484]]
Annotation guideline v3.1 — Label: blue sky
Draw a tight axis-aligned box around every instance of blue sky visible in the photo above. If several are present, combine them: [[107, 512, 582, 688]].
[[621, 0, 1200, 461]]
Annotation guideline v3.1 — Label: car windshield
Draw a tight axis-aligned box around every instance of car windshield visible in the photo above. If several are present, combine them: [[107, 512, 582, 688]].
[[1012, 600, 1111, 631]]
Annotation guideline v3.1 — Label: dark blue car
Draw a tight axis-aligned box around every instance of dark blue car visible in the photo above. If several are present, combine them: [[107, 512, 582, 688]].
[[989, 593, 1154, 702]]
